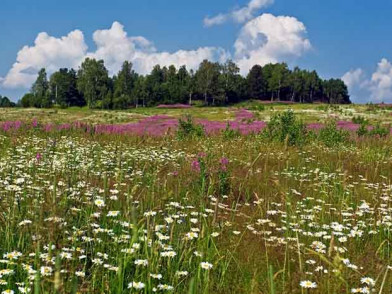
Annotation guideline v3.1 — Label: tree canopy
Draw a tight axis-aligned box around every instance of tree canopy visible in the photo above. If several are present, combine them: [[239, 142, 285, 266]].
[[17, 59, 351, 109]]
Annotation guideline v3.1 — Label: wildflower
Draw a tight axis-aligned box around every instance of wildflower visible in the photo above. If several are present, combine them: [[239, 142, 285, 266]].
[[107, 211, 120, 217], [157, 284, 174, 291], [134, 259, 148, 267], [191, 160, 200, 172], [2, 290, 14, 294], [144, 211, 157, 217], [75, 271, 85, 277], [211, 232, 220, 237], [160, 251, 177, 258], [176, 271, 188, 277], [360, 277, 375, 286], [300, 280, 317, 288], [3, 251, 22, 260], [40, 266, 53, 276], [94, 199, 105, 208], [184, 232, 198, 240], [128, 282, 145, 289], [150, 273, 162, 279], [200, 262, 213, 270]]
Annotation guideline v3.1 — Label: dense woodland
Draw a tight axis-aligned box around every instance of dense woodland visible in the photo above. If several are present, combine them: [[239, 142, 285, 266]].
[[12, 59, 351, 109]]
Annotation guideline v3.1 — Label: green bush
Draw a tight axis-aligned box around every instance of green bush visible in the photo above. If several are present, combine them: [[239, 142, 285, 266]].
[[356, 123, 368, 137], [352, 116, 368, 125], [263, 110, 307, 146], [369, 123, 389, 137], [176, 115, 205, 139], [318, 121, 350, 147], [223, 123, 240, 139]]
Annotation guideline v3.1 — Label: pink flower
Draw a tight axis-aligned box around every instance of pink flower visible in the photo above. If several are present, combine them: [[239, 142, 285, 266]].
[[36, 153, 42, 162], [191, 160, 200, 172], [220, 157, 229, 171]]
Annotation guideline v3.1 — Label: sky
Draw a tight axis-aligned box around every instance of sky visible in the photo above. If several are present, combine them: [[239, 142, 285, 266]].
[[1, 0, 392, 103]]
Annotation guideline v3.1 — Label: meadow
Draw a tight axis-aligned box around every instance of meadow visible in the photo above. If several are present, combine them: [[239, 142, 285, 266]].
[[0, 102, 392, 293]]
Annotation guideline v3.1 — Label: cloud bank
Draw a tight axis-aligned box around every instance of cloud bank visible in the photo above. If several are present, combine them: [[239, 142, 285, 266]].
[[204, 0, 274, 27], [1, 14, 311, 90], [342, 59, 392, 103]]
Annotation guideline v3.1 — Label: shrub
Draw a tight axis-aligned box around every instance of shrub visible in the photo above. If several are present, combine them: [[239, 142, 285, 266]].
[[222, 123, 240, 139], [318, 121, 350, 147], [263, 110, 307, 146], [356, 123, 368, 137], [369, 123, 389, 137], [352, 116, 368, 125], [176, 115, 205, 139]]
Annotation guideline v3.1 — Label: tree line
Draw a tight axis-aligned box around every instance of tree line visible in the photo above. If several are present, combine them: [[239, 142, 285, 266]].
[[0, 95, 16, 108], [17, 59, 351, 109]]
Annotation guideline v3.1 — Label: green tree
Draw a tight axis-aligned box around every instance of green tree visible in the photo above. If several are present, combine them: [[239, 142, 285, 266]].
[[113, 61, 136, 109], [195, 60, 221, 105], [20, 93, 35, 108], [247, 65, 264, 100], [268, 63, 289, 101], [0, 96, 14, 107], [220, 60, 244, 104], [31, 68, 51, 107], [132, 76, 148, 107], [304, 70, 321, 103], [323, 79, 350, 104], [287, 67, 305, 102], [77, 58, 110, 109], [50, 68, 84, 107]]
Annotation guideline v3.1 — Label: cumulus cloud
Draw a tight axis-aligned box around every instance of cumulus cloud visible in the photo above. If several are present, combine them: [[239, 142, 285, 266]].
[[204, 0, 274, 27], [341, 68, 365, 90], [368, 58, 392, 102], [1, 22, 229, 89], [1, 15, 311, 90], [88, 22, 229, 75], [2, 30, 87, 88], [234, 14, 311, 74], [342, 59, 392, 103]]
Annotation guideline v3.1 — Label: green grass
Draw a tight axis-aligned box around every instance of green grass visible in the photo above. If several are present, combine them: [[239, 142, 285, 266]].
[[0, 106, 391, 293]]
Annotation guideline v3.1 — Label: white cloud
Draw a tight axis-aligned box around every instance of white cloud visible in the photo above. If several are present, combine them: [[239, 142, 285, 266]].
[[1, 22, 229, 89], [368, 58, 392, 102], [234, 14, 311, 74], [2, 30, 87, 88], [342, 59, 392, 103], [1, 15, 311, 90], [204, 0, 274, 27], [87, 22, 229, 75], [341, 68, 365, 90]]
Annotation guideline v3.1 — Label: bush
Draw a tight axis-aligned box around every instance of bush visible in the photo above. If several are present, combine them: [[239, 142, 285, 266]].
[[318, 121, 350, 147], [176, 115, 205, 139], [223, 123, 240, 139], [263, 110, 307, 146], [369, 123, 389, 137], [356, 123, 368, 137], [352, 116, 368, 125]]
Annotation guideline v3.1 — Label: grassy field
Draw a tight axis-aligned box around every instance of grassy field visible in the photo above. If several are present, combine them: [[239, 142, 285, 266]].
[[1, 102, 392, 125], [0, 104, 392, 293]]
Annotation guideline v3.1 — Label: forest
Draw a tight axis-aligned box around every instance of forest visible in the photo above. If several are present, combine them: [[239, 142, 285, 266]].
[[15, 58, 351, 109]]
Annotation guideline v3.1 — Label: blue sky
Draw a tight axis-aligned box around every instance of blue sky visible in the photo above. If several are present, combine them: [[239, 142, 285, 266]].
[[1, 0, 392, 102]]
